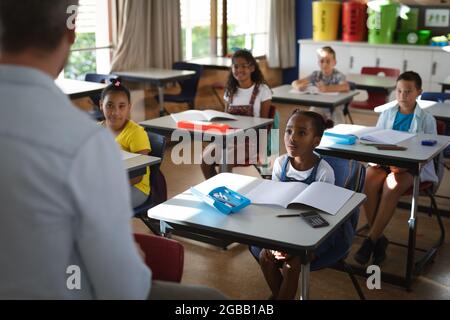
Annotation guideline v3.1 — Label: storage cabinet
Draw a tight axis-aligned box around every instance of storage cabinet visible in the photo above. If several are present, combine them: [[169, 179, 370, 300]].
[[298, 39, 450, 92]]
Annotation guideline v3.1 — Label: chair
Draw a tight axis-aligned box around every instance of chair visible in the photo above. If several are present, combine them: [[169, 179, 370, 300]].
[[155, 62, 203, 110], [135, 131, 168, 234], [401, 119, 446, 261], [134, 233, 184, 282], [421, 92, 450, 103], [84, 73, 117, 121], [349, 67, 400, 111], [250, 157, 367, 299]]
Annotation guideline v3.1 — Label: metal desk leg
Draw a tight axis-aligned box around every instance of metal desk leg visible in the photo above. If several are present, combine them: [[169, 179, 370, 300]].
[[299, 262, 310, 300], [405, 174, 420, 290], [219, 137, 228, 173], [158, 85, 166, 116]]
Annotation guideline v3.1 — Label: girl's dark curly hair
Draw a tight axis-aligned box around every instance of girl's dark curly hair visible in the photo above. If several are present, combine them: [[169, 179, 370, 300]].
[[224, 49, 268, 100]]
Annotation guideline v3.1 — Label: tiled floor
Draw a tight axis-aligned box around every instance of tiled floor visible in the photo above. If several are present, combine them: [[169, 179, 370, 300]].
[[130, 92, 450, 300]]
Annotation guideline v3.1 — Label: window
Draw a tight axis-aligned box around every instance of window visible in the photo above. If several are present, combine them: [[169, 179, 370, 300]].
[[181, 0, 270, 60], [218, 0, 270, 57], [62, 0, 112, 80], [181, 0, 211, 60]]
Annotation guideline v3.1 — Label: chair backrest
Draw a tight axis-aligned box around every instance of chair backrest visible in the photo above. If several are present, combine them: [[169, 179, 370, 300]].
[[134, 233, 184, 282], [322, 156, 366, 230], [84, 73, 117, 106], [311, 156, 366, 270], [172, 62, 204, 101], [361, 67, 400, 78], [147, 131, 168, 206], [420, 92, 450, 103], [359, 67, 400, 107], [147, 131, 166, 170]]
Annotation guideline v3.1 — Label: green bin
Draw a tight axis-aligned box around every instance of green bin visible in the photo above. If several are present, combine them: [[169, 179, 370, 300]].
[[400, 8, 418, 31], [367, 3, 398, 44]]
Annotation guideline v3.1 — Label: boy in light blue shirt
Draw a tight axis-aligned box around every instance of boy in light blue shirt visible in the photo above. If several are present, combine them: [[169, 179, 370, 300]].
[[354, 71, 438, 266]]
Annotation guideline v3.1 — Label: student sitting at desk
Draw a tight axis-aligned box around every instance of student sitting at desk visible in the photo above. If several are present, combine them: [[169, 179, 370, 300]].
[[250, 110, 340, 300], [291, 46, 350, 124], [99, 79, 152, 208], [354, 71, 438, 266], [201, 49, 272, 179]]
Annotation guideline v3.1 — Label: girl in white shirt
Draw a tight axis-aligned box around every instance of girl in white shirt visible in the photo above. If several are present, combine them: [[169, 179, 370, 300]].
[[201, 49, 272, 179]]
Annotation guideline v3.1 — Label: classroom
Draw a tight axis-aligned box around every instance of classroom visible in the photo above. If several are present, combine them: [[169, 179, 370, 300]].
[[0, 0, 450, 304]]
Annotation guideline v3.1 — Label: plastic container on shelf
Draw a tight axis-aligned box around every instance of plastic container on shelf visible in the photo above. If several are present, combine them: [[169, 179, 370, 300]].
[[395, 30, 419, 44], [400, 8, 419, 31], [431, 35, 448, 47], [367, 1, 399, 44], [312, 1, 342, 41], [342, 1, 367, 42], [417, 30, 431, 45]]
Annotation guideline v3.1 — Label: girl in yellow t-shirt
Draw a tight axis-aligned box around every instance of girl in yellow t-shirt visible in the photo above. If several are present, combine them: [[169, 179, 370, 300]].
[[99, 79, 151, 208]]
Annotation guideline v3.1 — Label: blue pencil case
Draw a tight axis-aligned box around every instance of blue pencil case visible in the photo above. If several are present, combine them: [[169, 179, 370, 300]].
[[323, 132, 357, 145], [190, 186, 251, 215]]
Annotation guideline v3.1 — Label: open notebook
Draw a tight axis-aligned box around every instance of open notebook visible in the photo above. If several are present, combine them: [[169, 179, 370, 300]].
[[171, 110, 237, 122], [245, 180, 354, 215], [289, 86, 339, 96], [325, 124, 415, 145]]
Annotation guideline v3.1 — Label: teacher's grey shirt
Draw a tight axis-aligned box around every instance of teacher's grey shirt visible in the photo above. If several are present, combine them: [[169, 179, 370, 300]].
[[0, 65, 151, 299]]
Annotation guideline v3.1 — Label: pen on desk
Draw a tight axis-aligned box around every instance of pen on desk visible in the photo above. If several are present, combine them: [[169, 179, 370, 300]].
[[276, 214, 302, 218]]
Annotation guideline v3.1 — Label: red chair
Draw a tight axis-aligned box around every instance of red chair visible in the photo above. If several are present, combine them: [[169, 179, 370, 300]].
[[349, 67, 400, 111], [134, 233, 184, 283]]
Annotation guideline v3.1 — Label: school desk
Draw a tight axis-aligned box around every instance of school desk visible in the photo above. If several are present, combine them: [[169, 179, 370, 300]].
[[186, 57, 232, 70], [271, 84, 359, 116], [113, 68, 195, 117], [139, 114, 273, 173], [317, 127, 450, 290], [347, 73, 397, 98], [124, 154, 161, 179], [147, 172, 366, 300], [55, 79, 107, 100]]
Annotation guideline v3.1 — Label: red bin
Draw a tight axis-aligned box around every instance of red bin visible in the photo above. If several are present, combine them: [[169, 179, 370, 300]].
[[342, 2, 367, 42]]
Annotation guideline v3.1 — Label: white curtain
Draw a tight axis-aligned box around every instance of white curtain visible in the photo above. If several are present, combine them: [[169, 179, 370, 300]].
[[267, 0, 296, 69], [110, 0, 182, 71]]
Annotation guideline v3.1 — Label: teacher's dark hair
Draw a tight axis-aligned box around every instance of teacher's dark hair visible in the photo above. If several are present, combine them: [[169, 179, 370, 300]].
[[0, 0, 79, 53]]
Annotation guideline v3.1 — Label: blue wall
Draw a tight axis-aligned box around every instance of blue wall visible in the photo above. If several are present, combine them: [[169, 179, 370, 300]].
[[282, 0, 312, 84]]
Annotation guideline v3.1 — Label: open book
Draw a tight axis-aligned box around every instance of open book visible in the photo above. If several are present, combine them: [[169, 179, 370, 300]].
[[245, 180, 354, 215], [325, 124, 415, 145], [170, 109, 237, 123], [289, 86, 339, 96]]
